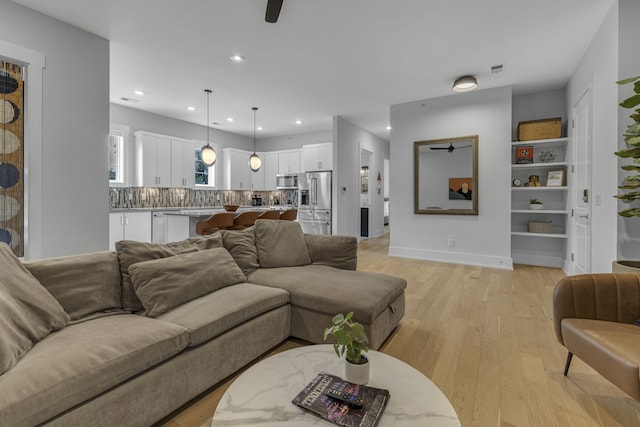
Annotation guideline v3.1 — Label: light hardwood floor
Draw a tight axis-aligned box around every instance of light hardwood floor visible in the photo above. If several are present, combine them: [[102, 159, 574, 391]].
[[158, 233, 640, 427]]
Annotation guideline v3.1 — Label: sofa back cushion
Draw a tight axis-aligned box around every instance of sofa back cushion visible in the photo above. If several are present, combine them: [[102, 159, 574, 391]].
[[0, 243, 70, 375], [25, 251, 121, 321], [129, 247, 246, 317], [254, 219, 311, 268], [219, 227, 260, 275], [116, 234, 223, 311]]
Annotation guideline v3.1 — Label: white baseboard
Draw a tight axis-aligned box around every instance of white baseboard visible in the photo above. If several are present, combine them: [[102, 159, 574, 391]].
[[388, 246, 513, 270]]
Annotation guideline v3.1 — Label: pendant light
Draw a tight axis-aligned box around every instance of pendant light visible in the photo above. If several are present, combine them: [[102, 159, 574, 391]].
[[249, 107, 262, 172], [200, 89, 217, 166]]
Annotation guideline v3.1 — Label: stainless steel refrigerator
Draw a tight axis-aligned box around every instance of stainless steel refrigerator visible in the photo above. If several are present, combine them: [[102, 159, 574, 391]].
[[297, 171, 332, 234]]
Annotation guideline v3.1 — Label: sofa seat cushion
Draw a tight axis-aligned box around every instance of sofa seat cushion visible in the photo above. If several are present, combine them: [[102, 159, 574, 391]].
[[247, 265, 406, 323], [0, 315, 189, 427], [562, 318, 640, 400], [158, 283, 290, 347]]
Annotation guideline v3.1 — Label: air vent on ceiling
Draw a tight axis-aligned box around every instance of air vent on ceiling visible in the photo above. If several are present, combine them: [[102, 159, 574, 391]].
[[491, 64, 504, 74], [120, 97, 140, 103]]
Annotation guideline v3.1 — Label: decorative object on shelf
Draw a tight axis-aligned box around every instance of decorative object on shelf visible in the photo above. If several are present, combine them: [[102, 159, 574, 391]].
[[614, 75, 640, 218], [517, 117, 562, 141], [323, 312, 370, 384], [248, 107, 262, 172], [546, 170, 565, 187], [537, 150, 557, 163], [200, 89, 217, 167], [449, 177, 473, 200], [516, 146, 534, 164], [529, 220, 552, 233], [452, 75, 478, 92], [525, 175, 541, 187], [512, 178, 522, 187], [529, 198, 544, 210]]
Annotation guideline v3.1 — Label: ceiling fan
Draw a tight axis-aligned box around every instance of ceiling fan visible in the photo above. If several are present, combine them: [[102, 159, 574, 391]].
[[265, 0, 284, 23], [430, 143, 472, 152]]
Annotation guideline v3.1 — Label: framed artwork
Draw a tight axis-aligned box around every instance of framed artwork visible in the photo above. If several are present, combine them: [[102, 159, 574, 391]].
[[516, 146, 534, 164], [449, 177, 473, 200], [546, 170, 564, 187]]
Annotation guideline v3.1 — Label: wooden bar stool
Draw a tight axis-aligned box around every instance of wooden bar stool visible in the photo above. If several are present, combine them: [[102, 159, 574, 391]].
[[257, 210, 281, 220], [279, 209, 298, 221], [232, 211, 261, 230], [195, 212, 235, 235]]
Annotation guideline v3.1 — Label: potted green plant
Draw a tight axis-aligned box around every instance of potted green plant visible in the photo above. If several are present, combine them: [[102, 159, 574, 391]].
[[323, 312, 370, 384], [614, 75, 640, 272], [529, 198, 544, 210]]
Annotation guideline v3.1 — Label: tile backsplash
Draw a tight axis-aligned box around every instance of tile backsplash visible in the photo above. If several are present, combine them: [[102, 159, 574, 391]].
[[109, 187, 297, 210]]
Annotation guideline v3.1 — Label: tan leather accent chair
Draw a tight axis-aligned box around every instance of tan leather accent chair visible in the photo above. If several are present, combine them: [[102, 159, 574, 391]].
[[232, 211, 260, 230], [553, 273, 640, 401], [279, 209, 298, 221], [195, 212, 235, 235], [257, 210, 281, 220]]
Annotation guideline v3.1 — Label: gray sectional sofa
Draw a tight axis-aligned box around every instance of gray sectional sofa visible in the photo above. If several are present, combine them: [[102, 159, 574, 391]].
[[0, 220, 406, 427]]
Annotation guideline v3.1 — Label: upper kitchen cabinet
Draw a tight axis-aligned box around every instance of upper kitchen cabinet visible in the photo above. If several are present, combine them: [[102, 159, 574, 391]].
[[263, 152, 279, 190], [171, 140, 197, 188], [302, 143, 332, 172], [278, 149, 302, 174], [250, 152, 266, 191], [222, 148, 252, 190], [134, 131, 172, 187]]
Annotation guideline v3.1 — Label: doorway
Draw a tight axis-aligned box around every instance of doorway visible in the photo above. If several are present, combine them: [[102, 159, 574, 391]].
[[571, 87, 593, 274], [359, 148, 373, 238]]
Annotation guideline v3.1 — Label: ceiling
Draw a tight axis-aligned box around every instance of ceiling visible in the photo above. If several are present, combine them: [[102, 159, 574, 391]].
[[13, 0, 614, 140]]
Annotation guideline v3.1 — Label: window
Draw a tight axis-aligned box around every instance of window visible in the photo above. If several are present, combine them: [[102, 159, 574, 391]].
[[195, 147, 216, 187], [108, 124, 129, 186]]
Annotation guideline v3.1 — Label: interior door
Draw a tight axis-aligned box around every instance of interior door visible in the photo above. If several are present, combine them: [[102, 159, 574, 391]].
[[572, 88, 592, 274]]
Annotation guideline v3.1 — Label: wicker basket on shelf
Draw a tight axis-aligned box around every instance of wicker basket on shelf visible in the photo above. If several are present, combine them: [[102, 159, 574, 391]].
[[517, 118, 562, 141], [528, 220, 552, 233]]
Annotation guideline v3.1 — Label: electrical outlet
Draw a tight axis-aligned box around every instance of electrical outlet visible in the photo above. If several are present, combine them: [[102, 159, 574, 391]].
[[448, 239, 455, 248]]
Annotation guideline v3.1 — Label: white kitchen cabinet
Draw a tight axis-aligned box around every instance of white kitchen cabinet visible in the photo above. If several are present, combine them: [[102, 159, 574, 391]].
[[278, 149, 301, 174], [223, 148, 252, 190], [134, 132, 172, 187], [171, 140, 196, 188], [302, 143, 332, 171], [263, 152, 279, 190], [250, 152, 266, 191], [109, 211, 152, 250]]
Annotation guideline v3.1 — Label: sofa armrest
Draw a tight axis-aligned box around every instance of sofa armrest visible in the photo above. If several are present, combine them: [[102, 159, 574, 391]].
[[553, 273, 640, 345], [305, 234, 357, 270]]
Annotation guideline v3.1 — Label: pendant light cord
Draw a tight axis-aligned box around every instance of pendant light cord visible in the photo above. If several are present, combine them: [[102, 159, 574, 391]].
[[252, 107, 258, 153], [205, 89, 212, 145]]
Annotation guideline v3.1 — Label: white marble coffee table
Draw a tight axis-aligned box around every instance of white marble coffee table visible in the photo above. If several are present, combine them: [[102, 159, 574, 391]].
[[212, 344, 460, 426]]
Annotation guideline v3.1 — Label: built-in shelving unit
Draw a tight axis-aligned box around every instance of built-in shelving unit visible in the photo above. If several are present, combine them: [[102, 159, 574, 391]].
[[511, 137, 569, 268]]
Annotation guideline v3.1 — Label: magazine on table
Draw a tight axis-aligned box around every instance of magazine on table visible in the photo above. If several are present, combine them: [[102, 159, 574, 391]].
[[292, 371, 390, 427]]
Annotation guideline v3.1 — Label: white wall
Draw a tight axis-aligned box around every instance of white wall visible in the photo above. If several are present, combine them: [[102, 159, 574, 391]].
[[389, 86, 513, 269], [617, 0, 640, 260], [0, 0, 109, 259], [567, 0, 619, 273], [257, 130, 332, 152], [110, 103, 253, 191], [513, 89, 567, 141], [334, 116, 389, 238]]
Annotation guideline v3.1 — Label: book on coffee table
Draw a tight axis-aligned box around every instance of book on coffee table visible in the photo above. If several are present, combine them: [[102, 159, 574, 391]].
[[292, 371, 390, 427]]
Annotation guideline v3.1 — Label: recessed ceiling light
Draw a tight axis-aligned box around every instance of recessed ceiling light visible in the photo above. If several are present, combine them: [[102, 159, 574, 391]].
[[386, 126, 392, 131], [187, 106, 196, 111], [295, 120, 302, 125], [226, 117, 234, 122], [257, 126, 263, 130], [134, 90, 145, 96], [230, 55, 245, 63]]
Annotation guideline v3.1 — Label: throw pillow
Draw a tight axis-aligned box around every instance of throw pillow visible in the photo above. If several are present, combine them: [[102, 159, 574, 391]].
[[219, 227, 260, 275], [254, 220, 311, 268], [0, 243, 70, 375], [129, 247, 246, 317], [305, 234, 358, 270], [115, 234, 223, 311]]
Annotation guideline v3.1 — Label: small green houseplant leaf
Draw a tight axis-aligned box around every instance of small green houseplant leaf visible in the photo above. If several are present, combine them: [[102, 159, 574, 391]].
[[615, 76, 640, 217], [323, 311, 369, 364], [529, 198, 543, 204]]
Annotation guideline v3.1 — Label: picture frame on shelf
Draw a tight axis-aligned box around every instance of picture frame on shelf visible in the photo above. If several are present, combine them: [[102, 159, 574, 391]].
[[515, 146, 534, 164], [546, 170, 564, 187]]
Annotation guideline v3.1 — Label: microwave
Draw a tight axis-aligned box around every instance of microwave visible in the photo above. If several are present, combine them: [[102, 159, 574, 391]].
[[276, 174, 298, 189]]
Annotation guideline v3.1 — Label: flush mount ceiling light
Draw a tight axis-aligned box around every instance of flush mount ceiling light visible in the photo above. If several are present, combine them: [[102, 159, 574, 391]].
[[249, 107, 262, 172], [230, 55, 245, 63], [200, 89, 217, 167], [452, 75, 478, 92]]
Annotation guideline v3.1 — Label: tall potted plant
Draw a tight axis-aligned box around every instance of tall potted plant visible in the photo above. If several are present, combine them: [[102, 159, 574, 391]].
[[323, 312, 370, 384], [614, 75, 640, 271]]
